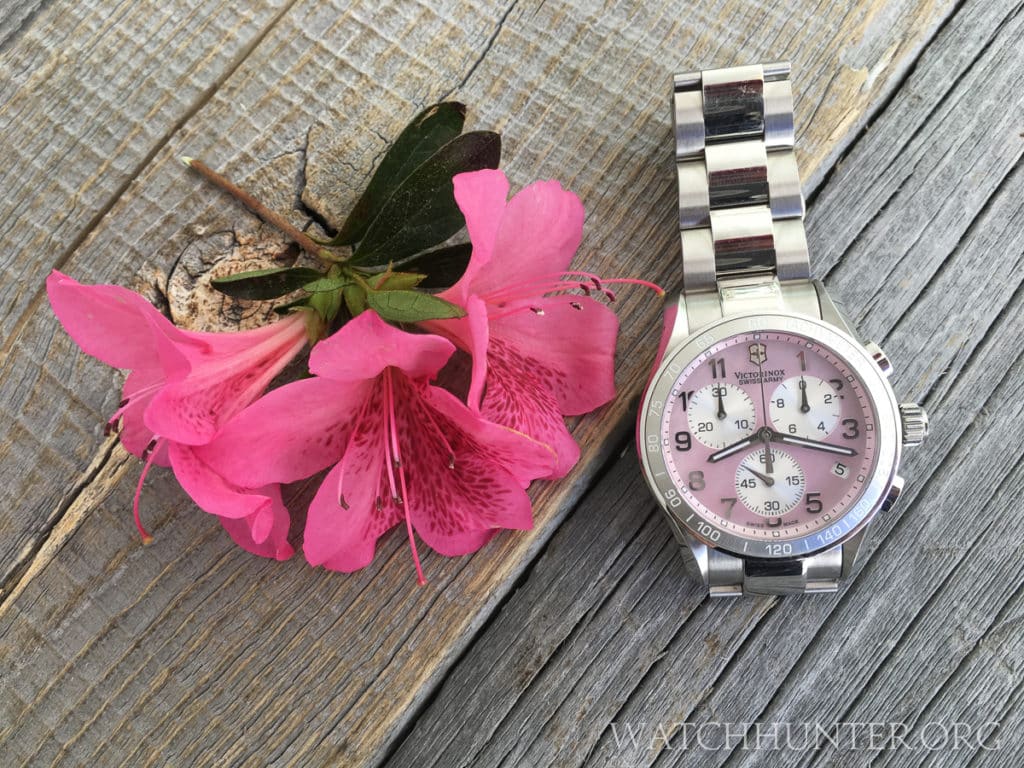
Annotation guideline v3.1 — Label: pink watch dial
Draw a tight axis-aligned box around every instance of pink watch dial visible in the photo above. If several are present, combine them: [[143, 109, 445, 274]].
[[660, 330, 878, 542]]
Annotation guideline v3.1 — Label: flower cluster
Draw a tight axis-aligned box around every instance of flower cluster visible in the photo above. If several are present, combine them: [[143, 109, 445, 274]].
[[50, 122, 660, 582]]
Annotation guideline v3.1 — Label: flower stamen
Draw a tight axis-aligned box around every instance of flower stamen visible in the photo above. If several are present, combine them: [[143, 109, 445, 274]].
[[132, 437, 162, 544], [385, 369, 426, 586]]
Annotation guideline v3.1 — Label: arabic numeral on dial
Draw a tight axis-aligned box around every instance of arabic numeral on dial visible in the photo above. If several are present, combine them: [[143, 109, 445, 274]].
[[764, 500, 781, 513], [734, 418, 751, 430], [721, 497, 737, 517], [688, 471, 705, 491], [806, 492, 823, 514], [696, 421, 714, 433], [674, 431, 691, 451], [785, 475, 801, 487], [842, 418, 860, 439], [695, 521, 721, 542], [774, 397, 786, 408], [709, 358, 726, 379], [739, 478, 756, 489], [679, 390, 694, 410]]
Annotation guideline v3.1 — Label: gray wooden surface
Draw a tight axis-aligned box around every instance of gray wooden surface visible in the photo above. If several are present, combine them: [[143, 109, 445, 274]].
[[1, 0, 1022, 766]]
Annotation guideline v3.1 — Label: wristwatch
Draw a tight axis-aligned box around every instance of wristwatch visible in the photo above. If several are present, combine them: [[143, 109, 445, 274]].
[[637, 62, 928, 597]]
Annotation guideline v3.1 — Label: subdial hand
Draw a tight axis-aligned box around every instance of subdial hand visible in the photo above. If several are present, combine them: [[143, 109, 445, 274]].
[[715, 386, 727, 420], [742, 464, 775, 487], [799, 377, 810, 413]]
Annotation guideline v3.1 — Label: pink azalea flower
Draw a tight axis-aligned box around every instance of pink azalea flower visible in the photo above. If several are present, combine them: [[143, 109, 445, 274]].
[[46, 270, 308, 558], [424, 169, 662, 478], [195, 309, 555, 583]]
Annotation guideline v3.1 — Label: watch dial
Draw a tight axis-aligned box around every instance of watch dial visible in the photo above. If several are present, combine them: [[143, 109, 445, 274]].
[[660, 331, 878, 541]]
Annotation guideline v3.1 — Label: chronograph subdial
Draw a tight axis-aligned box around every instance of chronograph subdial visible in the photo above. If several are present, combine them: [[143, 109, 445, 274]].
[[685, 383, 756, 449], [734, 448, 805, 518], [770, 375, 841, 440]]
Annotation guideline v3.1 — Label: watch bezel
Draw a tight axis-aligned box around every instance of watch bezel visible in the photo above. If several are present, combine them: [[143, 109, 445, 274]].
[[638, 311, 902, 560]]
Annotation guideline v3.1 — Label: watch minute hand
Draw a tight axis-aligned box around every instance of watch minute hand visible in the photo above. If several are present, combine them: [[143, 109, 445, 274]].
[[773, 431, 858, 457]]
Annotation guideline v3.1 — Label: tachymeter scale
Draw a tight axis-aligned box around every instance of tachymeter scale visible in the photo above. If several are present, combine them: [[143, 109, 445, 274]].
[[685, 383, 756, 449], [770, 375, 841, 439]]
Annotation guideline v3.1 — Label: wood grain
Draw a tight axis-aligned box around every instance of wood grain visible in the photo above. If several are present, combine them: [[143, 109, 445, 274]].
[[0, 0, 1001, 765]]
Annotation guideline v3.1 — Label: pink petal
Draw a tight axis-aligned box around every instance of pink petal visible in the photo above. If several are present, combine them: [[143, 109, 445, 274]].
[[117, 368, 166, 460], [490, 295, 618, 415], [196, 376, 371, 487], [169, 442, 273, 521], [444, 169, 511, 305], [422, 295, 491, 411], [476, 337, 581, 479], [303, 403, 401, 569], [144, 314, 307, 445], [218, 485, 295, 561], [423, 384, 555, 486], [471, 179, 584, 297], [46, 270, 197, 372], [390, 379, 536, 555], [309, 310, 454, 383]]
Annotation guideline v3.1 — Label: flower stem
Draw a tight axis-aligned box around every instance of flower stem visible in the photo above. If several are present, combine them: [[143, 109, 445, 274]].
[[181, 157, 345, 265]]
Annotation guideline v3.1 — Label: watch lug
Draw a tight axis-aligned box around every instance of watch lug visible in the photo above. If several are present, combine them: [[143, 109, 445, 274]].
[[664, 514, 710, 587], [840, 522, 874, 578], [813, 281, 859, 339]]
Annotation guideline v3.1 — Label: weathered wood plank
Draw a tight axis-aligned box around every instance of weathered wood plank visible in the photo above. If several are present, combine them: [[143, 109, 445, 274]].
[[382, 1, 1024, 766], [0, 0, 969, 766]]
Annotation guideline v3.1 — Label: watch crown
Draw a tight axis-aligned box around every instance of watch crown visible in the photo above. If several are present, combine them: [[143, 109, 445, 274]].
[[899, 403, 929, 446], [864, 341, 892, 376]]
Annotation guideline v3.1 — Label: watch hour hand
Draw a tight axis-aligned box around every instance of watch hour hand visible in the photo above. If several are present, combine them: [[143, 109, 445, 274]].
[[707, 434, 757, 463]]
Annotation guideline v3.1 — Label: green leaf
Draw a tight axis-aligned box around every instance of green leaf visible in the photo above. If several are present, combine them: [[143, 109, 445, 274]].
[[302, 276, 350, 293], [309, 286, 343, 325], [351, 131, 501, 266], [211, 266, 323, 301], [329, 102, 467, 246], [365, 289, 465, 323], [343, 284, 367, 317], [373, 271, 427, 290], [392, 243, 473, 289]]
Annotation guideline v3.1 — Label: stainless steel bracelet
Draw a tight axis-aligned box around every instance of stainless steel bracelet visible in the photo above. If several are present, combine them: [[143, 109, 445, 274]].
[[673, 62, 810, 292], [672, 62, 842, 596]]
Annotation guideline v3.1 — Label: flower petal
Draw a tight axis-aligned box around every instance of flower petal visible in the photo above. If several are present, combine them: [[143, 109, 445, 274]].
[[443, 168, 511, 305], [46, 270, 197, 372], [490, 295, 618, 414], [394, 381, 537, 554], [144, 316, 307, 445], [471, 179, 584, 297], [309, 309, 454, 383], [423, 384, 555, 486], [169, 442, 273, 521], [422, 294, 491, 411], [196, 376, 371, 487], [218, 486, 295, 561], [476, 337, 581, 479], [303, 412, 402, 570]]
